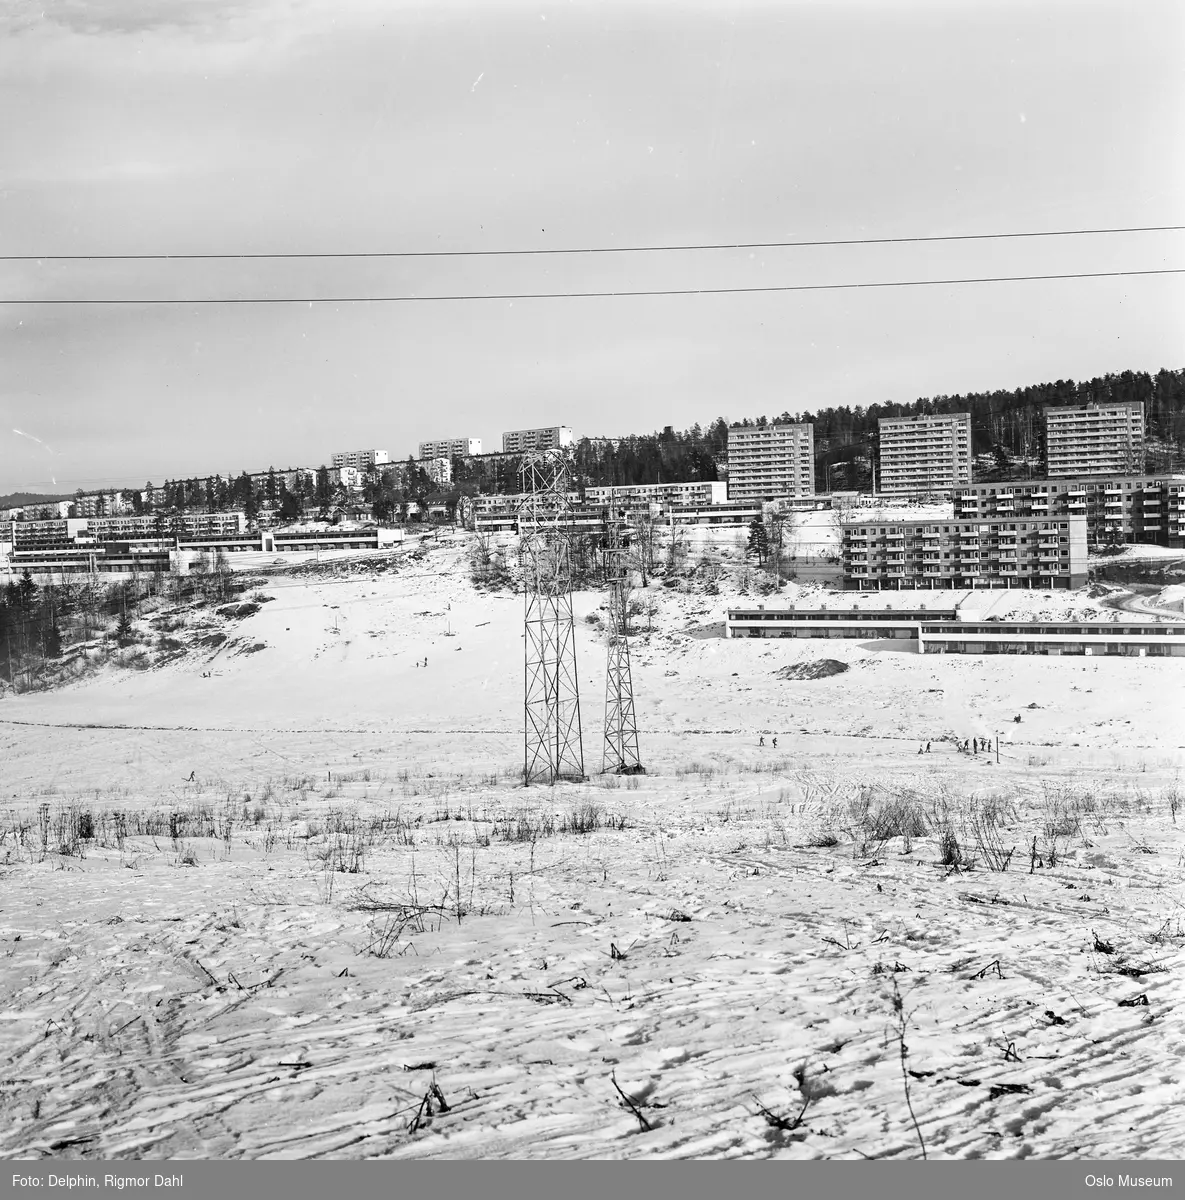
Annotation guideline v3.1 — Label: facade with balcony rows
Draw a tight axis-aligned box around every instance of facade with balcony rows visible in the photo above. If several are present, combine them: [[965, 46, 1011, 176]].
[[1042, 402, 1145, 477], [501, 426, 574, 454], [841, 515, 1088, 589], [584, 481, 727, 508], [726, 423, 815, 501], [10, 513, 247, 551], [955, 474, 1185, 548], [418, 438, 482, 460], [877, 413, 972, 496], [331, 449, 390, 471]]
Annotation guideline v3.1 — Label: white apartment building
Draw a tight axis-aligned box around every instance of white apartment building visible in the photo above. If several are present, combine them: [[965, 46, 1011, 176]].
[[501, 426, 574, 454], [877, 412, 972, 496], [726, 423, 815, 501], [418, 437, 482, 460], [331, 449, 390, 471], [584, 481, 728, 508], [1043, 402, 1145, 477], [328, 466, 362, 489], [423, 457, 453, 487]]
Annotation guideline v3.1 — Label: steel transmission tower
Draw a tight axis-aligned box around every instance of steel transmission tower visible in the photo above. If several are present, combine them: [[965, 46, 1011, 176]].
[[602, 526, 644, 775], [518, 452, 585, 785]]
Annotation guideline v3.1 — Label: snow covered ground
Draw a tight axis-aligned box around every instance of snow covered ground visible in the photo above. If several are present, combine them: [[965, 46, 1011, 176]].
[[1, 534, 1183, 1160]]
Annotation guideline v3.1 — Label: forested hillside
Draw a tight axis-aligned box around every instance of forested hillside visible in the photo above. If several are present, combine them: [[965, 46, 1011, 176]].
[[16, 368, 1181, 513], [566, 366, 1185, 492]]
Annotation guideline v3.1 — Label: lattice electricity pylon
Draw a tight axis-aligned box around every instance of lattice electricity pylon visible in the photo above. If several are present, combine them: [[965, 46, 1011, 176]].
[[518, 451, 585, 786], [601, 529, 644, 775]]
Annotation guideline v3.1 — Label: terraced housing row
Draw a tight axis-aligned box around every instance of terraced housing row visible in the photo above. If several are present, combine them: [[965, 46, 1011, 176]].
[[725, 605, 1185, 656]]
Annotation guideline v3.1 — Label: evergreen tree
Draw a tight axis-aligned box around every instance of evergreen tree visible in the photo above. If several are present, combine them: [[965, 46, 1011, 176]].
[[116, 606, 134, 646], [18, 569, 37, 614], [315, 466, 332, 508], [747, 518, 769, 565]]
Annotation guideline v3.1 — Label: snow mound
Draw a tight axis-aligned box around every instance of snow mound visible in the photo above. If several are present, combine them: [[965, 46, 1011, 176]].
[[775, 658, 850, 680]]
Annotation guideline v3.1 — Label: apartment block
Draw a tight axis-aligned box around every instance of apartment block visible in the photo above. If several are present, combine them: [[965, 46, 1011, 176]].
[[422, 457, 453, 487], [69, 492, 134, 518], [1169, 481, 1185, 548], [501, 426, 574, 454], [8, 501, 72, 521], [583, 481, 727, 509], [726, 423, 815, 501], [5, 513, 251, 578], [472, 492, 580, 516], [418, 437, 482, 460], [249, 467, 317, 492], [15, 513, 248, 547], [328, 466, 362, 489], [331, 449, 390, 471], [877, 413, 971, 496], [1043, 402, 1145, 477], [955, 474, 1185, 548], [841, 514, 1088, 590], [2, 514, 402, 579]]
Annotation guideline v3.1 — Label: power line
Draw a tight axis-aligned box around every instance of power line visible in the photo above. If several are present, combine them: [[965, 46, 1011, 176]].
[[3, 267, 1183, 305], [3, 224, 1182, 262]]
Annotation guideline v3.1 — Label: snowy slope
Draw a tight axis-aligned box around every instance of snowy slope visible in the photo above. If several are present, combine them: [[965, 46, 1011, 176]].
[[1, 538, 1183, 1161]]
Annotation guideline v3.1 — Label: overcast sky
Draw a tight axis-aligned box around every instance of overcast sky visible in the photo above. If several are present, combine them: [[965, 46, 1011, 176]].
[[1, 0, 1182, 493]]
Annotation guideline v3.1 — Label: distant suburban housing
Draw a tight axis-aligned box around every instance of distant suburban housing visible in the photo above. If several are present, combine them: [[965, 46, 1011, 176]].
[[418, 438, 482, 459], [331, 449, 390, 471], [422, 457, 453, 486], [501, 426, 574, 454], [726, 422, 815, 501], [249, 467, 317, 492], [877, 413, 972, 497], [583, 481, 727, 509], [2, 513, 402, 579]]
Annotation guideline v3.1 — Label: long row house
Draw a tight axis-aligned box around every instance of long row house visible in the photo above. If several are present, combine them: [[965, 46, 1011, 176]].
[[724, 605, 1185, 656], [2, 514, 399, 579]]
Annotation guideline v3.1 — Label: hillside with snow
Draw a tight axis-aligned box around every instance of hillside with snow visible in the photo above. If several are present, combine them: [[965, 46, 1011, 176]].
[[1, 532, 1183, 1160]]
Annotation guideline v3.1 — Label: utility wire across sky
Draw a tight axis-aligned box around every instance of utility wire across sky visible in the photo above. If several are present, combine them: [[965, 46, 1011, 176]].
[[2, 267, 1182, 305], [1, 223, 1182, 262]]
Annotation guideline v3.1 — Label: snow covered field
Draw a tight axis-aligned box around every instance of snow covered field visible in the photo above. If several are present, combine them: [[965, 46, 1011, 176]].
[[1, 534, 1183, 1160]]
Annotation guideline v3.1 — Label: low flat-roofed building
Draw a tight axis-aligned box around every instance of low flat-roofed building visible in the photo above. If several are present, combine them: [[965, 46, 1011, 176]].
[[669, 501, 764, 526], [726, 602, 961, 639], [920, 620, 1185, 656]]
